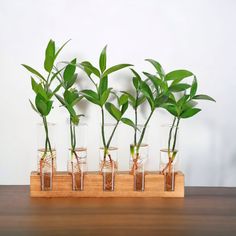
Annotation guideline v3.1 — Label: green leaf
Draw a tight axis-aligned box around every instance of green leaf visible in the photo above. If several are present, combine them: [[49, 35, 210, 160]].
[[31, 78, 48, 99], [162, 104, 179, 117], [35, 94, 51, 116], [137, 95, 146, 106], [119, 94, 128, 106], [44, 39, 55, 72], [22, 64, 46, 82], [168, 93, 177, 104], [165, 70, 193, 83], [130, 69, 142, 81], [130, 68, 142, 91], [105, 102, 121, 121], [121, 91, 136, 108], [29, 99, 39, 114], [121, 101, 128, 114], [180, 108, 201, 118], [140, 81, 154, 108], [181, 101, 198, 113], [63, 58, 76, 83], [66, 103, 77, 118], [99, 76, 108, 96], [169, 83, 191, 92], [192, 94, 216, 102], [145, 59, 165, 79], [190, 76, 198, 98], [80, 89, 100, 106], [143, 72, 167, 92], [46, 100, 53, 114], [154, 94, 169, 107], [132, 77, 139, 90], [121, 118, 137, 130], [177, 95, 190, 107], [64, 89, 79, 105], [54, 39, 71, 61], [103, 64, 133, 77], [31, 77, 39, 93], [99, 45, 107, 73], [81, 61, 100, 78], [66, 73, 77, 89], [140, 81, 154, 101], [100, 88, 111, 106], [36, 95, 47, 115]]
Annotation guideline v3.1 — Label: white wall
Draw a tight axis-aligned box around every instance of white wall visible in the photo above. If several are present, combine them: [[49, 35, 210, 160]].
[[0, 0, 235, 186]]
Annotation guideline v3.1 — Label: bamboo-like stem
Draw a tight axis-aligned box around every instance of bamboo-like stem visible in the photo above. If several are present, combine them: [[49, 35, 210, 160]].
[[134, 107, 138, 146], [41, 116, 54, 189], [137, 110, 154, 150], [130, 110, 154, 175], [101, 107, 107, 159], [100, 113, 120, 172], [42, 116, 53, 158], [106, 121, 119, 150], [134, 91, 139, 146], [168, 117, 176, 156], [172, 117, 180, 154], [69, 119, 81, 172], [161, 117, 180, 174]]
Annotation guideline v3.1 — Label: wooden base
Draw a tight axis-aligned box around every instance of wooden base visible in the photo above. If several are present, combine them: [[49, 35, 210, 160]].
[[30, 171, 184, 197]]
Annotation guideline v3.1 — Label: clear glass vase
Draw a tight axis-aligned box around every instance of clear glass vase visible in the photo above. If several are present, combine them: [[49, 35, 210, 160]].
[[159, 123, 179, 191], [99, 123, 118, 191], [129, 144, 149, 174], [134, 162, 145, 191], [37, 122, 56, 191], [99, 147, 118, 191], [67, 123, 87, 191], [129, 124, 149, 173], [129, 124, 148, 191]]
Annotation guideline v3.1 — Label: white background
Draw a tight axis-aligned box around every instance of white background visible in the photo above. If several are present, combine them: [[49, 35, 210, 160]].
[[0, 0, 235, 186]]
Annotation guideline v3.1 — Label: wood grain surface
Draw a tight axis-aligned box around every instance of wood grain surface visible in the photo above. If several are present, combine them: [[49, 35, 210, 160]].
[[30, 171, 184, 197], [0, 186, 236, 236]]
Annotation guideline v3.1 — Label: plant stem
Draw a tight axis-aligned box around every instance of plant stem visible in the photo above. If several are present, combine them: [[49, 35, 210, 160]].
[[134, 91, 139, 146], [168, 117, 176, 155], [101, 107, 107, 158], [70, 119, 81, 172], [131, 109, 154, 174], [73, 122, 76, 148], [70, 119, 74, 157], [106, 121, 119, 149], [137, 109, 154, 151], [134, 106, 138, 146], [172, 117, 180, 153], [42, 116, 53, 159], [161, 117, 180, 174]]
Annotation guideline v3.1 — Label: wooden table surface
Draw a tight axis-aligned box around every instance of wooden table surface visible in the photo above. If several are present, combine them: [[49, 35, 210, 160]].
[[0, 186, 235, 236]]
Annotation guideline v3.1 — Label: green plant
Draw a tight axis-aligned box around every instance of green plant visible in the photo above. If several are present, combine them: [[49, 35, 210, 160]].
[[121, 69, 146, 148], [79, 46, 133, 167], [124, 60, 170, 173], [22, 39, 70, 161], [54, 58, 84, 165], [159, 69, 216, 173]]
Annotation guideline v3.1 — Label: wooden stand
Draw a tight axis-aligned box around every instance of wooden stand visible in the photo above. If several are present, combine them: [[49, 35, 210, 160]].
[[30, 171, 184, 197]]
